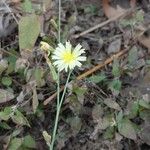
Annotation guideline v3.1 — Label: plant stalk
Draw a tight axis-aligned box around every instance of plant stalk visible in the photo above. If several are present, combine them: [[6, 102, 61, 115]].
[[50, 71, 72, 150]]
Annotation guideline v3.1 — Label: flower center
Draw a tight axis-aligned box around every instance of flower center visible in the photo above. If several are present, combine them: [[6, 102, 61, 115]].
[[62, 51, 75, 63]]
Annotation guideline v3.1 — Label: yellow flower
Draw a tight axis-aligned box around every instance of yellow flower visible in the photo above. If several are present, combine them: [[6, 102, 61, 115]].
[[52, 41, 86, 72]]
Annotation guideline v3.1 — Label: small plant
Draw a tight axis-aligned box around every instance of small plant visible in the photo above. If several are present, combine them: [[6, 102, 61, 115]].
[[41, 41, 86, 150]]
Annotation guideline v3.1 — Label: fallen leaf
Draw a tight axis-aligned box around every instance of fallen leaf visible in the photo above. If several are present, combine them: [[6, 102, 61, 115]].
[[139, 110, 150, 123], [92, 104, 104, 122], [0, 89, 15, 104], [104, 98, 121, 111], [0, 59, 8, 75], [102, 0, 136, 19], [107, 39, 121, 54], [67, 116, 82, 136], [140, 125, 150, 145], [138, 28, 150, 49], [15, 58, 29, 72], [90, 115, 113, 140], [118, 117, 137, 140], [42, 131, 51, 146], [11, 109, 30, 127]]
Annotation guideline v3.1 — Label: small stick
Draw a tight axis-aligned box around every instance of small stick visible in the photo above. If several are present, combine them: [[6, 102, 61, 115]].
[[72, 11, 126, 39], [76, 49, 128, 80], [43, 49, 128, 105]]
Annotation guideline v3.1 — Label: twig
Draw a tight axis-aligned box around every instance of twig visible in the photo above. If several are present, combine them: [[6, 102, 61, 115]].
[[72, 10, 132, 39], [2, 0, 19, 24], [43, 49, 128, 105], [0, 48, 19, 58], [76, 49, 128, 80]]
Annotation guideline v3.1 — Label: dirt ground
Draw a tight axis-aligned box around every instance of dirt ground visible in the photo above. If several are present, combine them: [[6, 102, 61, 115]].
[[0, 0, 150, 150]]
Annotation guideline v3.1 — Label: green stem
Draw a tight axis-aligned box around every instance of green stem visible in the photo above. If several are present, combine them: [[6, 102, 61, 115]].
[[50, 105, 61, 150], [58, 0, 61, 43], [57, 72, 60, 108], [58, 71, 72, 108], [50, 71, 72, 150]]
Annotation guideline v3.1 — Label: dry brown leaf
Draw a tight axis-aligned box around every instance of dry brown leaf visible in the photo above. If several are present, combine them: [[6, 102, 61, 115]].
[[102, 0, 136, 19], [0, 89, 15, 104], [138, 30, 150, 49], [140, 125, 150, 146]]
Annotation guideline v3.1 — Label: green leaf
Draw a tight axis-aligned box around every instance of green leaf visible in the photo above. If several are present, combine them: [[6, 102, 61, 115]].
[[8, 138, 23, 150], [112, 59, 120, 77], [103, 126, 115, 139], [67, 116, 82, 135], [67, 95, 82, 115], [146, 60, 150, 65], [22, 135, 36, 148], [128, 101, 139, 119], [0, 122, 11, 129], [139, 110, 150, 121], [73, 86, 86, 96], [0, 107, 12, 121], [109, 79, 122, 95], [12, 129, 22, 137], [1, 77, 12, 87], [11, 110, 30, 127], [48, 63, 58, 81], [135, 10, 144, 22], [73, 85, 87, 104], [118, 117, 137, 140], [22, 0, 34, 13], [6, 56, 17, 74], [19, 14, 41, 50], [119, 10, 144, 27], [87, 73, 106, 83], [104, 98, 121, 110], [116, 111, 123, 124], [34, 67, 45, 87], [0, 111, 10, 121], [128, 46, 138, 66], [139, 99, 150, 109]]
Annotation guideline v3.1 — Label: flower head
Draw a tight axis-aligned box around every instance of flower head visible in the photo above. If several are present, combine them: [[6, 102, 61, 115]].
[[52, 41, 86, 72]]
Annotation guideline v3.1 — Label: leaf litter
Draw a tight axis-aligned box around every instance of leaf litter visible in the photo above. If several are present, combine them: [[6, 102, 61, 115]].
[[0, 0, 150, 150]]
